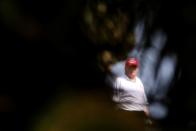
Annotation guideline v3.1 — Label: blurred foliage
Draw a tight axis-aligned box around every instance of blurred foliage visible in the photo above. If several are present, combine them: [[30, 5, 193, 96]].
[[83, 1, 133, 46], [82, 0, 136, 72]]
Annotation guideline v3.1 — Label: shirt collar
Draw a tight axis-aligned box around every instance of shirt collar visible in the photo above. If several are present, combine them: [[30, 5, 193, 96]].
[[123, 74, 137, 81]]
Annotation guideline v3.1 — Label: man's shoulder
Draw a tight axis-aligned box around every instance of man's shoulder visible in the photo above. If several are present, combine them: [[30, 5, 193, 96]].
[[136, 77, 141, 81], [116, 75, 127, 82], [136, 77, 143, 84], [136, 77, 142, 83]]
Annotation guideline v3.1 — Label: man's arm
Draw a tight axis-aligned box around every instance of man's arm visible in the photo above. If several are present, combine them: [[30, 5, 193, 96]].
[[144, 106, 149, 117]]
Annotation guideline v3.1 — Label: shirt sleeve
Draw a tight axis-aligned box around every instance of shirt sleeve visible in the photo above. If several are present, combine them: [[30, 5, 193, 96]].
[[112, 77, 120, 103], [139, 78, 149, 105]]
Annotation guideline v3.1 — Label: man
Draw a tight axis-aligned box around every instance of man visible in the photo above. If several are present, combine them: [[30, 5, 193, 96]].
[[112, 57, 150, 130]]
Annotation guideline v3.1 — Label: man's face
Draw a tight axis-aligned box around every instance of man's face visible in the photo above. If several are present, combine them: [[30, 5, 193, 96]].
[[125, 66, 138, 79]]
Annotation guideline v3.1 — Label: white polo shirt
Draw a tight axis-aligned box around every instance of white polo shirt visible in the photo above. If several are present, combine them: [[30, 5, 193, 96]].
[[113, 75, 148, 111]]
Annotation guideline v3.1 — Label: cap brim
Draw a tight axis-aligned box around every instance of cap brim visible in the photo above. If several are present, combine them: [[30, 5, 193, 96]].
[[126, 63, 138, 67]]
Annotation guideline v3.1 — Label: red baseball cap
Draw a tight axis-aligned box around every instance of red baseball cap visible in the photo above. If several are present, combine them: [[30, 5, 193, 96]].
[[125, 58, 139, 67]]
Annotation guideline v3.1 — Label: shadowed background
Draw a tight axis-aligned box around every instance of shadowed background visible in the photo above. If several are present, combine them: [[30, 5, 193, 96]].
[[1, 0, 196, 131]]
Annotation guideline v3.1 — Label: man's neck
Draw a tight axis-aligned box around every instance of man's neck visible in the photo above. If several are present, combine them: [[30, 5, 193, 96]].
[[125, 74, 136, 82]]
